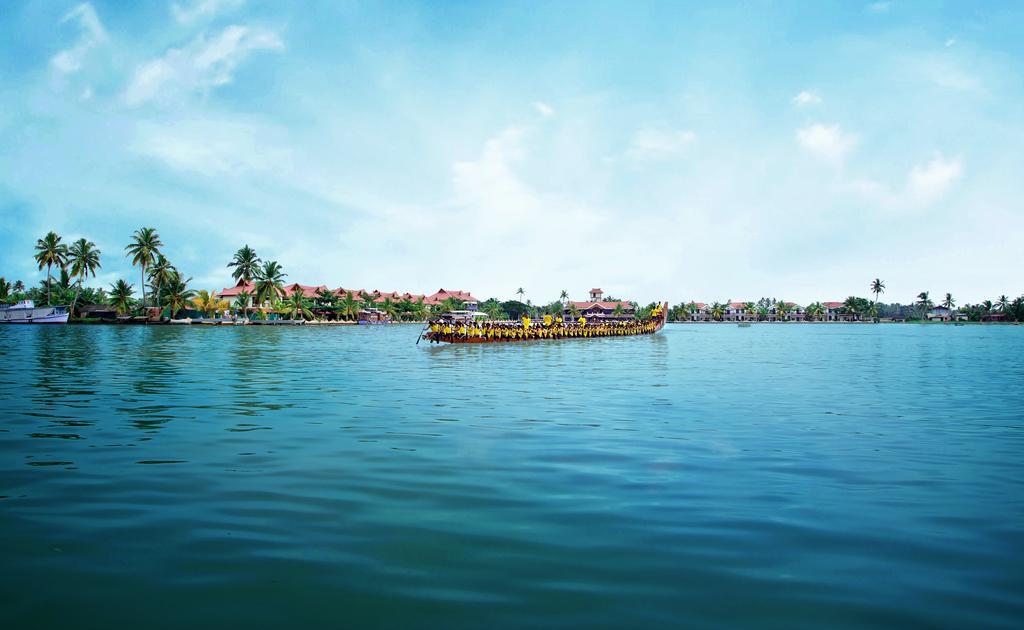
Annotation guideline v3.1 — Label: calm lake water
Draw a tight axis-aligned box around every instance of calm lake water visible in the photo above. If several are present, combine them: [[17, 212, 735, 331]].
[[1, 323, 1022, 628]]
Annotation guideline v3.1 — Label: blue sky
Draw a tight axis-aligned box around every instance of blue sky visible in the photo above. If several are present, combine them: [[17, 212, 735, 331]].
[[1, 0, 1022, 305]]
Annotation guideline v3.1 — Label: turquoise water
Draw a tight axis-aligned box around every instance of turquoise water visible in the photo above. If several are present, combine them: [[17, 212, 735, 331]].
[[1, 324, 1022, 628]]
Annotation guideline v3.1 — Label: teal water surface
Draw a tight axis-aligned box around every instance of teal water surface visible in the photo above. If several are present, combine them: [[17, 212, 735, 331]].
[[1, 324, 1022, 628]]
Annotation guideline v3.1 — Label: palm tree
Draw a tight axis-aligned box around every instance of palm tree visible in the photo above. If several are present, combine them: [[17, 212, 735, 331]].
[[34, 231, 68, 306], [360, 291, 378, 312], [338, 291, 360, 321], [380, 297, 399, 321], [0, 277, 11, 302], [997, 295, 1010, 312], [710, 302, 726, 321], [125, 227, 163, 308], [161, 273, 195, 318], [279, 290, 313, 320], [776, 300, 792, 321], [13, 280, 25, 294], [315, 287, 337, 309], [440, 296, 465, 312], [227, 245, 261, 283], [805, 302, 824, 321], [516, 287, 525, 302], [870, 278, 885, 308], [66, 237, 101, 316], [147, 254, 176, 310], [942, 292, 955, 311], [612, 303, 624, 318], [411, 297, 429, 321], [109, 280, 135, 314], [233, 291, 252, 319], [559, 289, 569, 304], [916, 291, 933, 319], [842, 296, 860, 321], [192, 290, 230, 317], [254, 260, 286, 305]]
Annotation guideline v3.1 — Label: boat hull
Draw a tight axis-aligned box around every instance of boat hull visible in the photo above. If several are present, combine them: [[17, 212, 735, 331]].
[[0, 305, 70, 324], [423, 301, 669, 344]]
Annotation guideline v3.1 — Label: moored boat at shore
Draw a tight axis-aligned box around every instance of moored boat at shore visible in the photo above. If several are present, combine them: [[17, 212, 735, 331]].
[[422, 302, 669, 344], [0, 300, 69, 324]]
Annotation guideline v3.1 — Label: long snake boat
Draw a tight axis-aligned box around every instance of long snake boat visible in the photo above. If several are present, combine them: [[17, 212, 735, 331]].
[[421, 302, 668, 344]]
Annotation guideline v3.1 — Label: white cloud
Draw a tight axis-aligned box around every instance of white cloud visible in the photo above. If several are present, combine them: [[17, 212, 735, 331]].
[[944, 38, 957, 48], [866, 2, 892, 13], [50, 3, 108, 74], [625, 128, 696, 160], [796, 123, 858, 163], [533, 101, 555, 117], [171, 0, 246, 25], [132, 118, 289, 176], [791, 90, 822, 107], [123, 25, 283, 106], [851, 153, 963, 209], [907, 154, 963, 205]]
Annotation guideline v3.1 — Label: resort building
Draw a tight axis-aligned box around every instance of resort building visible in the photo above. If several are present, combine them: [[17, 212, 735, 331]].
[[566, 288, 636, 321], [926, 306, 967, 322], [822, 302, 853, 322], [688, 303, 709, 321], [217, 280, 478, 310]]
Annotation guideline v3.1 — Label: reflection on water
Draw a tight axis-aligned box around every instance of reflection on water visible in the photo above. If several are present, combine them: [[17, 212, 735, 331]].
[[1, 323, 1022, 628]]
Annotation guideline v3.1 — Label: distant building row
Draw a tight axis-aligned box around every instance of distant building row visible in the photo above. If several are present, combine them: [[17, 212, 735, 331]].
[[682, 302, 968, 322], [217, 280, 479, 310]]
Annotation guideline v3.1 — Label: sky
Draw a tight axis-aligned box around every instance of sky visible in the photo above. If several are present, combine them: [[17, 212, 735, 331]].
[[1, 0, 1022, 306]]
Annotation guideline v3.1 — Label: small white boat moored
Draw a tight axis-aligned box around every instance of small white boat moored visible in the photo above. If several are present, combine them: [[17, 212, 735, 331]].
[[0, 300, 70, 324]]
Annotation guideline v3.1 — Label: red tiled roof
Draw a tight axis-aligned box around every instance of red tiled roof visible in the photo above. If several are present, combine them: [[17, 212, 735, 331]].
[[590, 288, 602, 292], [822, 301, 844, 308], [569, 300, 634, 310], [729, 302, 749, 309], [283, 283, 327, 298], [426, 288, 479, 305], [217, 280, 255, 297]]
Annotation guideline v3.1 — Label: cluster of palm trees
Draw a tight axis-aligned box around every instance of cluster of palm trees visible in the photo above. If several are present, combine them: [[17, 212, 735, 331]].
[[26, 230, 103, 315]]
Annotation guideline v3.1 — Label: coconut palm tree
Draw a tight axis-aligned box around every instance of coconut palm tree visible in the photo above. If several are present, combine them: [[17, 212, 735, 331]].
[[315, 287, 337, 309], [411, 297, 429, 321], [109, 280, 135, 314], [916, 291, 933, 319], [380, 297, 399, 321], [0, 277, 11, 302], [516, 287, 525, 302], [710, 302, 726, 321], [440, 296, 466, 312], [34, 231, 68, 306], [997, 295, 1009, 312], [805, 302, 824, 321], [842, 296, 860, 321], [233, 291, 252, 319], [360, 291, 378, 312], [559, 289, 569, 304], [942, 293, 956, 311], [125, 227, 163, 308], [338, 291, 360, 321], [192, 290, 230, 317], [612, 303, 625, 318], [279, 290, 313, 320], [147, 254, 176, 310], [13, 280, 25, 294], [870, 278, 885, 307], [776, 300, 792, 321], [67, 237, 101, 316], [227, 245, 261, 283], [254, 260, 286, 305], [161, 273, 194, 318]]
